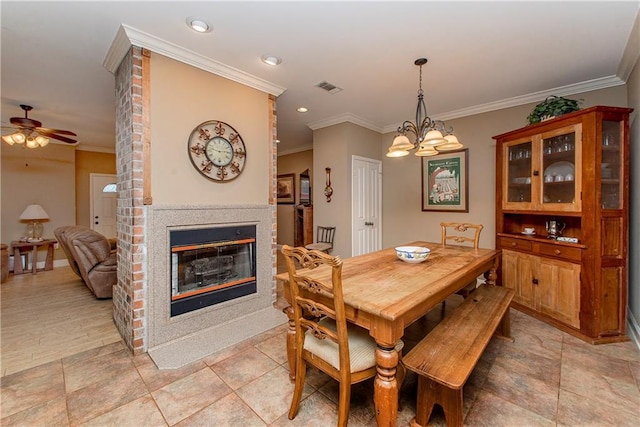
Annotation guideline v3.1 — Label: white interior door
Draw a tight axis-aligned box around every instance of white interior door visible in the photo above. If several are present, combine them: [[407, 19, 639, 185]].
[[90, 173, 117, 238], [351, 156, 382, 256]]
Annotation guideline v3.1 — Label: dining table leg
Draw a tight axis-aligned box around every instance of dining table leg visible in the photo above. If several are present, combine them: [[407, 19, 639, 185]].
[[483, 256, 499, 285], [373, 342, 399, 427]]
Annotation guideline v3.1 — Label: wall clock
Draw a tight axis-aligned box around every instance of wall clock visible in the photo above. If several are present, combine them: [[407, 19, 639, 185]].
[[187, 120, 246, 182]]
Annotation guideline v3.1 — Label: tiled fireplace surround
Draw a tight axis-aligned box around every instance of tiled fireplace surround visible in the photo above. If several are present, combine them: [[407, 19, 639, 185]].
[[146, 205, 285, 369]]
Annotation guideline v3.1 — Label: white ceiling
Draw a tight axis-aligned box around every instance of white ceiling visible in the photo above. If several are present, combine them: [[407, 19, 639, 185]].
[[1, 1, 638, 155]]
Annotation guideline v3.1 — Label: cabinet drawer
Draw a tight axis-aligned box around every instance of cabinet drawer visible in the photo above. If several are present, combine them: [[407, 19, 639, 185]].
[[500, 237, 532, 251], [537, 244, 582, 262]]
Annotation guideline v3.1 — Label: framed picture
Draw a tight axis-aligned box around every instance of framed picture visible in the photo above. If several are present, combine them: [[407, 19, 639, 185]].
[[277, 174, 295, 204], [421, 149, 469, 212], [299, 169, 311, 205]]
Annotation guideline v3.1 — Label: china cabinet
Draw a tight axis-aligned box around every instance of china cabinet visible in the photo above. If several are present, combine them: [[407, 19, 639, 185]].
[[494, 106, 632, 343]]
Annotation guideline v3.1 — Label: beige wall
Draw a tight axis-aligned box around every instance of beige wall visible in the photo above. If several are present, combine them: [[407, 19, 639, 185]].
[[276, 149, 312, 245], [313, 122, 382, 257], [150, 54, 270, 205], [75, 151, 116, 229], [1, 143, 76, 263], [381, 85, 628, 250], [626, 30, 640, 331]]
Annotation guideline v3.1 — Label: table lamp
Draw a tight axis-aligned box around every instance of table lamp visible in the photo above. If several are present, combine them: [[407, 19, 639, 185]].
[[19, 204, 50, 242]]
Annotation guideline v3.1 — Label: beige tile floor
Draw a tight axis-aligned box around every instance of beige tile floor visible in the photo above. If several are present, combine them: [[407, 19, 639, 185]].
[[2, 265, 640, 426]]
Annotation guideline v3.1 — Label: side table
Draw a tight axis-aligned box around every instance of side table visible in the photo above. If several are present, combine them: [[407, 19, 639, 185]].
[[11, 239, 57, 275]]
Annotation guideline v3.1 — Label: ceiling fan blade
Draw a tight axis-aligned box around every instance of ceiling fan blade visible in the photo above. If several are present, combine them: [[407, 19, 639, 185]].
[[37, 127, 77, 136], [46, 133, 77, 144], [10, 117, 42, 128]]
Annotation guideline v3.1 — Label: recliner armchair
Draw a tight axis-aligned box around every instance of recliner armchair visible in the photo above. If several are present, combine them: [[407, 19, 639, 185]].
[[54, 226, 116, 299]]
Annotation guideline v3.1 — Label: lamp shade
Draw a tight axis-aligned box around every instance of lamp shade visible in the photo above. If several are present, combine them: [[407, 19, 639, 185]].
[[386, 134, 414, 157], [19, 204, 50, 221], [422, 130, 447, 146], [436, 134, 464, 151], [415, 143, 439, 157]]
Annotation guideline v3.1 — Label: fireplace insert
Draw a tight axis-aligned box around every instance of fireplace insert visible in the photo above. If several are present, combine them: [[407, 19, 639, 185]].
[[170, 225, 256, 316]]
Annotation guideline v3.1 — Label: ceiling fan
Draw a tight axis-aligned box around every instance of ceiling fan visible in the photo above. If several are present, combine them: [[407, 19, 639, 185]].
[[2, 104, 77, 148]]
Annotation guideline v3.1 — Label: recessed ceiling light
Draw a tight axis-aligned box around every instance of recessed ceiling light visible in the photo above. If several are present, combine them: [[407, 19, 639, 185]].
[[296, 107, 308, 113], [186, 17, 212, 33], [261, 55, 282, 66]]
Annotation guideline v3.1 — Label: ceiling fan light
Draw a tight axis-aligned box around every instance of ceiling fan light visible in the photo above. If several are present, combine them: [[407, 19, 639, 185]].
[[2, 135, 16, 145], [12, 132, 26, 144], [26, 137, 39, 148], [35, 135, 50, 147]]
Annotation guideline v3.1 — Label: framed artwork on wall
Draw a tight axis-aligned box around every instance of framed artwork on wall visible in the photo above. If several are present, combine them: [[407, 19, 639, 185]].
[[421, 149, 469, 212], [299, 169, 311, 205], [277, 174, 295, 204]]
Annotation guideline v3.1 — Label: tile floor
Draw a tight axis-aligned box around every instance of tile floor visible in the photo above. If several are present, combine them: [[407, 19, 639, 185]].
[[1, 266, 639, 426]]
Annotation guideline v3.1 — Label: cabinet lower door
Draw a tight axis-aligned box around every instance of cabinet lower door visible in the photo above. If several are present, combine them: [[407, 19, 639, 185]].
[[502, 250, 535, 309], [536, 257, 581, 328]]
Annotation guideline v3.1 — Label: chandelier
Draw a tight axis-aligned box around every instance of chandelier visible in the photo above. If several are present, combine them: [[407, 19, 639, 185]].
[[386, 58, 463, 157], [2, 130, 50, 148]]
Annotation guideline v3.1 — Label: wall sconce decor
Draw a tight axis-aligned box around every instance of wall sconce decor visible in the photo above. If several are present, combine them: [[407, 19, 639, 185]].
[[324, 168, 333, 202]]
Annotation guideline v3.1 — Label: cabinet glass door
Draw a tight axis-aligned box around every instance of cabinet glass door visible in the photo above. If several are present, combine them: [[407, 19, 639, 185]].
[[506, 141, 532, 204], [541, 131, 577, 206], [601, 120, 621, 209]]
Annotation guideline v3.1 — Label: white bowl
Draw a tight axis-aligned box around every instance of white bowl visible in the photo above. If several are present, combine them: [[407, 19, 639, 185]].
[[394, 246, 431, 264]]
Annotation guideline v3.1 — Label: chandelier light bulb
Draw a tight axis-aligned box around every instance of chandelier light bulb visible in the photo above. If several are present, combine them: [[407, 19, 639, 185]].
[[26, 137, 39, 148]]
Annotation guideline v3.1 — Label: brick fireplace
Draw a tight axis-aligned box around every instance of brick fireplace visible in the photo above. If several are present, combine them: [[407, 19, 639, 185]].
[[109, 42, 283, 368]]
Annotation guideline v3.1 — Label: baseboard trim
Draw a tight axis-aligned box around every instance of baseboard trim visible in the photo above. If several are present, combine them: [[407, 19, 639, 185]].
[[627, 307, 640, 351]]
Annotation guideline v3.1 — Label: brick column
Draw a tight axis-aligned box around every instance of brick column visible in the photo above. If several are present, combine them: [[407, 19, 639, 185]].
[[113, 46, 148, 354], [269, 94, 278, 304]]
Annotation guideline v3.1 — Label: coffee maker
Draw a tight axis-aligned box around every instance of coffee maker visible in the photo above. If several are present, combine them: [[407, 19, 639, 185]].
[[545, 219, 565, 239]]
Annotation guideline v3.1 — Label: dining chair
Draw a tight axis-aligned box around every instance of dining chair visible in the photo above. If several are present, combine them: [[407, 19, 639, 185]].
[[441, 222, 484, 304], [281, 244, 403, 427], [305, 225, 336, 254]]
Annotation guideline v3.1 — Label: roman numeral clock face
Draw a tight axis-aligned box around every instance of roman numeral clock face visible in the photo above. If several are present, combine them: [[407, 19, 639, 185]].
[[187, 120, 246, 182]]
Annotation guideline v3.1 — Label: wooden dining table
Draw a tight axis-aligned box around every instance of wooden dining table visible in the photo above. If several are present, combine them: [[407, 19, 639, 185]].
[[276, 241, 504, 427]]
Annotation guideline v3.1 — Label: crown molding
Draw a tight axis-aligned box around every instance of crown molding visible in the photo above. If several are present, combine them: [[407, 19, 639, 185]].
[[277, 144, 313, 157], [103, 24, 286, 97], [382, 75, 625, 134], [76, 145, 116, 154], [307, 112, 383, 133], [618, 9, 640, 82]]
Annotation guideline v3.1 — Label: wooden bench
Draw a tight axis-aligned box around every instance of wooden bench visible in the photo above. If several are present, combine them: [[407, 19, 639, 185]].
[[403, 284, 515, 427]]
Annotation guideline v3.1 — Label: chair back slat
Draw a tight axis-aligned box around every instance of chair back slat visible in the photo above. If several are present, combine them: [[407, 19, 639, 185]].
[[317, 226, 336, 245], [440, 222, 483, 249]]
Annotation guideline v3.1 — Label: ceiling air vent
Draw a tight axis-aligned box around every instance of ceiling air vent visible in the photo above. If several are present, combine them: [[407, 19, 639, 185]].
[[316, 81, 342, 94]]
